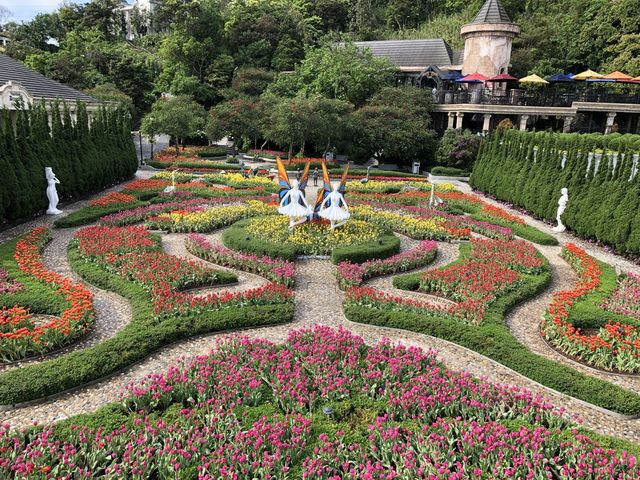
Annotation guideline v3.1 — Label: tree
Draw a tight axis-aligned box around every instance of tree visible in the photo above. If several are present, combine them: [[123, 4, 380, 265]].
[[206, 98, 264, 152], [139, 111, 160, 160], [85, 83, 135, 117], [436, 129, 481, 171], [230, 68, 275, 98], [268, 43, 397, 106], [143, 96, 206, 155], [0, 5, 11, 28]]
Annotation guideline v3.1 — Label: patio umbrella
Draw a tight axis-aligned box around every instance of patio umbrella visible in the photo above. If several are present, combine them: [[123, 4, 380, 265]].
[[545, 73, 574, 83], [603, 71, 634, 81], [486, 73, 518, 82], [519, 74, 549, 85], [440, 71, 462, 81], [572, 69, 603, 81], [456, 72, 488, 83]]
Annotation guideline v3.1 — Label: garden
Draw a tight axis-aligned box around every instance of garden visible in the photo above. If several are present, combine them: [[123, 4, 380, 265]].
[[1, 165, 640, 478]]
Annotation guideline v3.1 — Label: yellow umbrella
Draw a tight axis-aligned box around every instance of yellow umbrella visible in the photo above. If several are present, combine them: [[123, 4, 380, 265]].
[[602, 71, 633, 81], [572, 69, 603, 81], [519, 74, 549, 85]]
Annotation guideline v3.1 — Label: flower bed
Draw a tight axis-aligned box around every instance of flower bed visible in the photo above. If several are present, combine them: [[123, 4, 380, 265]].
[[186, 234, 296, 287], [0, 268, 22, 295], [151, 171, 196, 183], [0, 228, 95, 362], [542, 244, 640, 373], [88, 191, 137, 208], [603, 272, 640, 320], [75, 225, 290, 318], [244, 216, 385, 256], [477, 203, 526, 225], [203, 172, 277, 191], [351, 205, 468, 240], [2, 326, 637, 478], [146, 201, 275, 233], [336, 240, 437, 289]]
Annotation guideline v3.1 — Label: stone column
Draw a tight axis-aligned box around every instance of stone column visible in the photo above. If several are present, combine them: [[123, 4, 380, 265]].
[[455, 112, 465, 130], [447, 112, 456, 130], [519, 115, 530, 131], [605, 112, 617, 134], [482, 114, 492, 133], [562, 116, 574, 133]]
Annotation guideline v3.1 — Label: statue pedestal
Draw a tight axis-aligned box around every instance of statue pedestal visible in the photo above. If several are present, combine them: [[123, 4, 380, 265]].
[[47, 207, 63, 215], [552, 224, 566, 233]]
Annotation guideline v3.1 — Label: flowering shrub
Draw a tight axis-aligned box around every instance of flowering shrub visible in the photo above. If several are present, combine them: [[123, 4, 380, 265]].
[[336, 240, 437, 289], [88, 192, 137, 208], [3, 327, 633, 478], [0, 228, 94, 362], [542, 244, 640, 373], [186, 234, 296, 287], [146, 201, 275, 233], [245, 216, 385, 256], [151, 171, 195, 183], [437, 190, 486, 212], [0, 268, 23, 295], [351, 204, 467, 240], [603, 272, 640, 320], [75, 225, 291, 318]]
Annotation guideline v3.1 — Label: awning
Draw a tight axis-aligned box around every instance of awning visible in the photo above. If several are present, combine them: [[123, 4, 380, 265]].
[[486, 73, 519, 82], [519, 74, 549, 85], [572, 69, 603, 81], [456, 72, 488, 83], [545, 73, 574, 83]]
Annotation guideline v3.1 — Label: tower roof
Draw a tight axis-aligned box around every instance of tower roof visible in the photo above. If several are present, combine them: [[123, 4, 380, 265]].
[[472, 0, 513, 24]]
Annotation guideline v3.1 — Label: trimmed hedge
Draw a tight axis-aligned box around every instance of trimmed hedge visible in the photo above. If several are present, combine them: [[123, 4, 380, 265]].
[[54, 201, 148, 228], [470, 213, 559, 246], [430, 166, 471, 177], [470, 130, 640, 254], [222, 218, 400, 264], [351, 249, 640, 416], [0, 242, 293, 405], [196, 147, 228, 157], [0, 102, 137, 225]]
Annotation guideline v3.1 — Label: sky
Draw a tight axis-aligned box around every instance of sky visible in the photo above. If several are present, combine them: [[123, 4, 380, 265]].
[[2, 0, 81, 23]]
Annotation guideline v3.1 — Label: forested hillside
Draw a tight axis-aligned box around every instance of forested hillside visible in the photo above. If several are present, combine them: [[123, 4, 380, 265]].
[[1, 0, 638, 118]]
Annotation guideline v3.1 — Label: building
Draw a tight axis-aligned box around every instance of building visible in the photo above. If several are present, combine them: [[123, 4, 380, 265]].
[[120, 0, 157, 41], [0, 54, 103, 121], [356, 0, 640, 135], [0, 33, 10, 52]]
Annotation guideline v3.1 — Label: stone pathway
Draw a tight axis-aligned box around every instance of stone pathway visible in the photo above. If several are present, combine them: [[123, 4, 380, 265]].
[[1, 174, 640, 443]]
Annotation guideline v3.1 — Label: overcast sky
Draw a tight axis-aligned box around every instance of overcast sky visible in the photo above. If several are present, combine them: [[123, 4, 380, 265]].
[[2, 0, 81, 23]]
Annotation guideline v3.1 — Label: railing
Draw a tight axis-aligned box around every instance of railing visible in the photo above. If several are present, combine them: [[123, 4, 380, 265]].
[[435, 90, 640, 107]]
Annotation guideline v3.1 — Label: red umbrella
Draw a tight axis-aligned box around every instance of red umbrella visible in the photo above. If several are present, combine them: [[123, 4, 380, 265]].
[[456, 72, 488, 83], [486, 73, 518, 82]]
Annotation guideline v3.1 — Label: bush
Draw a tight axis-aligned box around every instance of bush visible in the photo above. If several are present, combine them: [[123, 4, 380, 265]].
[[0, 243, 293, 405], [196, 147, 228, 157], [53, 201, 148, 228], [430, 166, 471, 176], [435, 129, 481, 171], [331, 233, 400, 264]]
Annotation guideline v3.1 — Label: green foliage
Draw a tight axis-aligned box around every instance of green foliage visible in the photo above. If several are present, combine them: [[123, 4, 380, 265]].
[[436, 129, 481, 171], [331, 233, 400, 264], [0, 242, 293, 405], [143, 96, 206, 155], [53, 200, 148, 228], [430, 166, 470, 176], [470, 130, 640, 253], [0, 103, 136, 225]]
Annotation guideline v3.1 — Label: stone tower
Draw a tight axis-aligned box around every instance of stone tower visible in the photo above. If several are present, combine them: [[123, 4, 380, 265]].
[[460, 0, 520, 77]]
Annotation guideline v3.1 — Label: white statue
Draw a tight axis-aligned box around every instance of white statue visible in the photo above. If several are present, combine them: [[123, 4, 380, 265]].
[[278, 179, 312, 229], [45, 167, 63, 215], [319, 182, 350, 230], [553, 187, 568, 233], [163, 170, 177, 194]]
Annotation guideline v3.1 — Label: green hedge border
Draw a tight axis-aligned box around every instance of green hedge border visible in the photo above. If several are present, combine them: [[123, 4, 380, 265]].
[[0, 241, 293, 405], [471, 213, 558, 246], [222, 218, 400, 264], [347, 247, 640, 416], [54, 201, 148, 228]]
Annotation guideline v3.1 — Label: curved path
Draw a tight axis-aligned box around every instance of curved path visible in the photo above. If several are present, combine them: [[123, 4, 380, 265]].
[[1, 175, 640, 443]]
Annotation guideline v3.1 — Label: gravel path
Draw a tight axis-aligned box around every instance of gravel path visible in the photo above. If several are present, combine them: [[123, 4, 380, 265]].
[[2, 175, 640, 443]]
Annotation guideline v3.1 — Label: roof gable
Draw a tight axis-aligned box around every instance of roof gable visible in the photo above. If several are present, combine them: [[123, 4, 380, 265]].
[[472, 0, 513, 24], [0, 54, 99, 104]]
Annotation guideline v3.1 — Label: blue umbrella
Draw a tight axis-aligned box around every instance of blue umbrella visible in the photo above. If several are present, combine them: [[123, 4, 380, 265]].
[[545, 73, 574, 83]]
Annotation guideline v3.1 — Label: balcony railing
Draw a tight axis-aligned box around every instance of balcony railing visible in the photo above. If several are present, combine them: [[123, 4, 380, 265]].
[[435, 89, 640, 107]]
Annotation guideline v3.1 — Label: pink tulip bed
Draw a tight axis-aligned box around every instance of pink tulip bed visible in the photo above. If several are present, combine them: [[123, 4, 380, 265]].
[[1, 327, 638, 478], [185, 234, 296, 287], [603, 272, 640, 321], [336, 240, 438, 289]]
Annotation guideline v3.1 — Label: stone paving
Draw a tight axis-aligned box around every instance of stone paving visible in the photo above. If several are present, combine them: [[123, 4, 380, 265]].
[[1, 173, 640, 444]]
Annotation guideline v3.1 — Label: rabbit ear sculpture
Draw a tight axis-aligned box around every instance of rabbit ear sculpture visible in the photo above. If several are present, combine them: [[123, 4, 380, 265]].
[[45, 167, 63, 215], [317, 162, 350, 230]]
